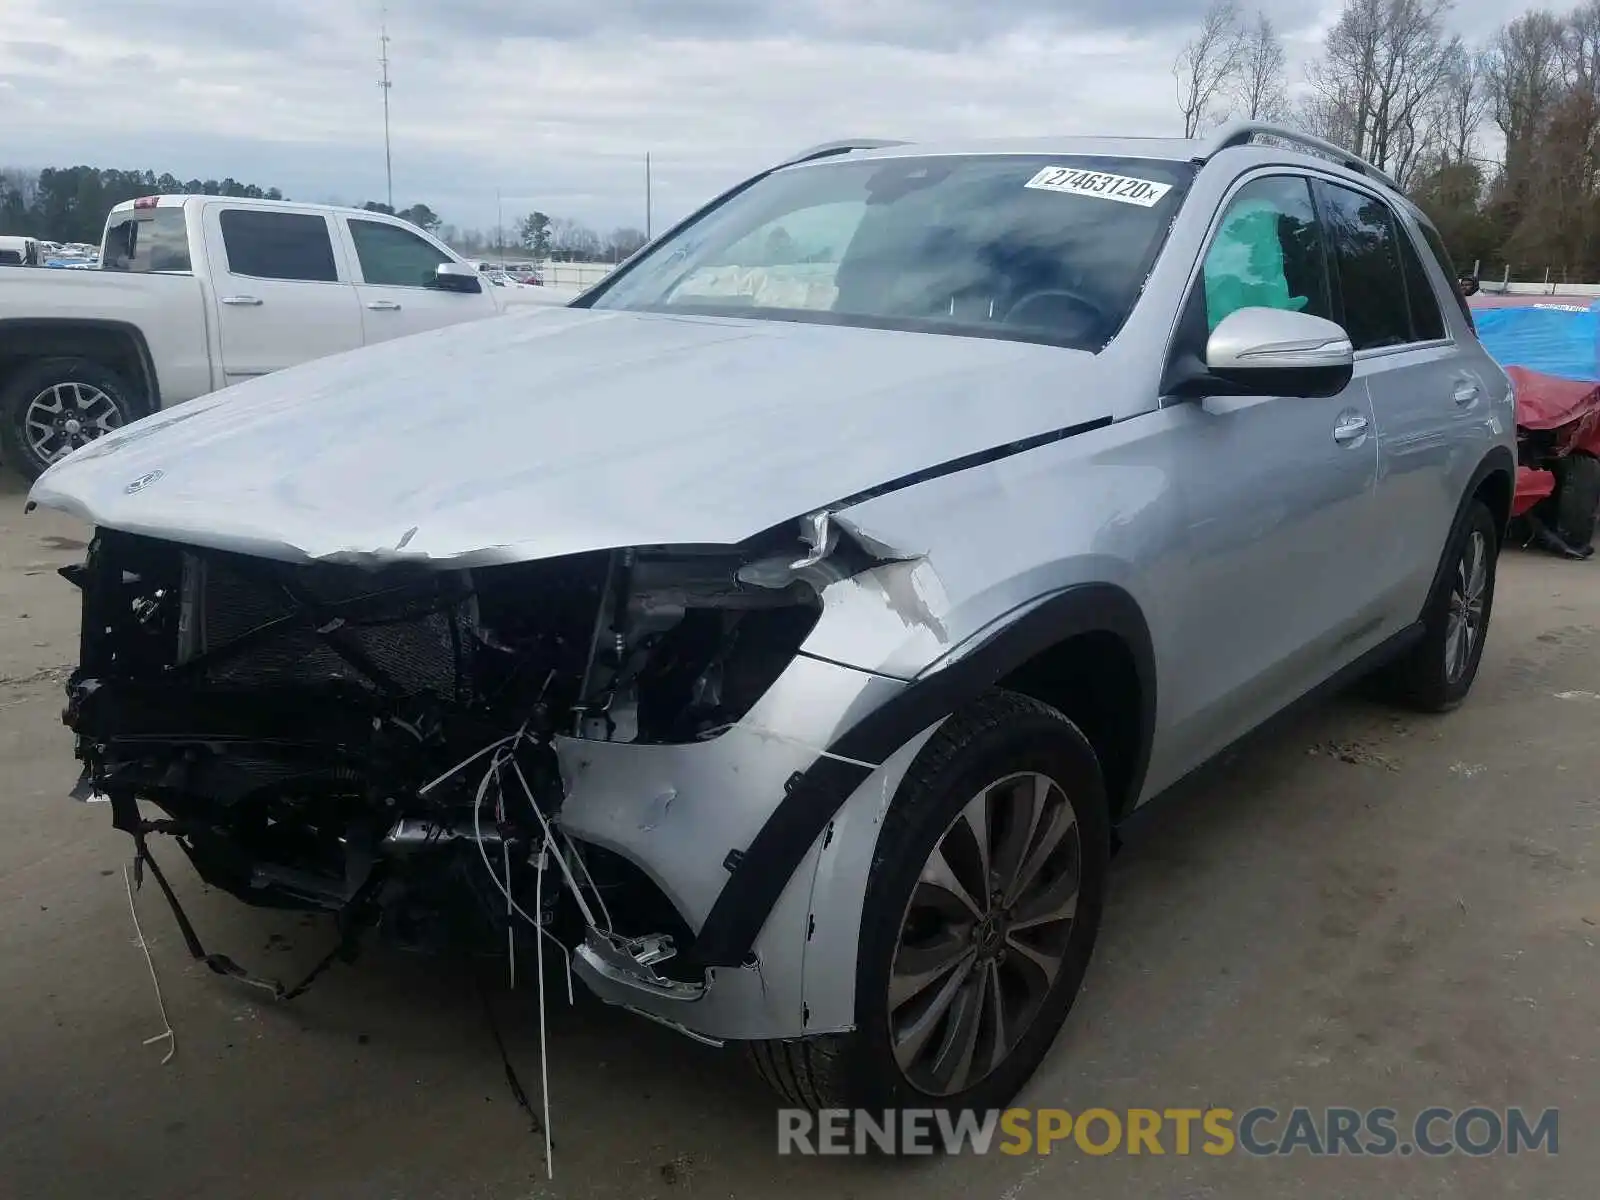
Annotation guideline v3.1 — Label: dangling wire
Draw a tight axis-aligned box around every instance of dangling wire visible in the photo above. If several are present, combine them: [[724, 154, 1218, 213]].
[[533, 838, 554, 1179]]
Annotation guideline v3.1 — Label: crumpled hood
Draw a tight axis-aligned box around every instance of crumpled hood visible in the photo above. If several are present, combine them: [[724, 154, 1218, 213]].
[[29, 307, 1107, 567]]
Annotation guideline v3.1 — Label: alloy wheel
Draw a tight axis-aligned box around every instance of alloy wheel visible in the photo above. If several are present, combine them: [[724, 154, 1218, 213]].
[[1444, 529, 1487, 683], [887, 770, 1082, 1096], [24, 382, 123, 464]]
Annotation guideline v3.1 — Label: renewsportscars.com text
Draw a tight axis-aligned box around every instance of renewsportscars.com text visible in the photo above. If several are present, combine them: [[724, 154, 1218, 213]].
[[777, 1106, 1560, 1157]]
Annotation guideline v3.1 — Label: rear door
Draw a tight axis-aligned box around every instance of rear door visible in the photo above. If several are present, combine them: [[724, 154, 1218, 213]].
[[201, 205, 364, 384], [338, 215, 499, 345], [1312, 179, 1468, 625]]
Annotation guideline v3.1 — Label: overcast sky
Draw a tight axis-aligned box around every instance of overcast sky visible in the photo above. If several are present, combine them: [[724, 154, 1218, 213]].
[[0, 0, 1538, 235]]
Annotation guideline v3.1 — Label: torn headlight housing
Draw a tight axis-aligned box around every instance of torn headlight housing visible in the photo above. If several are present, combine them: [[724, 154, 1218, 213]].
[[573, 514, 881, 744]]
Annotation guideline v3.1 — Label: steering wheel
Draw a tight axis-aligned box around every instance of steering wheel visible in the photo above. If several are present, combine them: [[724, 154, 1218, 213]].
[[1002, 287, 1107, 336]]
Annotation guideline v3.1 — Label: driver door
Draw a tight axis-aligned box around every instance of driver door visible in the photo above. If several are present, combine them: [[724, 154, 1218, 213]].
[[1158, 171, 1386, 770], [338, 215, 500, 345]]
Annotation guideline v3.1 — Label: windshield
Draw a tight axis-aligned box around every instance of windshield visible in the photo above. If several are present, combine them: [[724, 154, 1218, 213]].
[[583, 153, 1193, 350]]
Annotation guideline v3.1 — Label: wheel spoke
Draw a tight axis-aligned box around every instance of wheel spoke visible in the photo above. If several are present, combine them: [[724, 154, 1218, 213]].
[[958, 791, 992, 898], [892, 954, 976, 1071], [917, 844, 984, 920], [1006, 800, 1077, 908], [1466, 535, 1487, 602], [1444, 611, 1463, 679], [1010, 871, 1079, 932], [889, 934, 975, 1011], [983, 960, 1010, 1072], [923, 970, 985, 1094], [992, 774, 1046, 903], [1004, 931, 1064, 989]]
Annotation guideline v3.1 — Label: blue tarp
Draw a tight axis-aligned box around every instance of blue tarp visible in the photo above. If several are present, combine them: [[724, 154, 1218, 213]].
[[1472, 302, 1600, 384]]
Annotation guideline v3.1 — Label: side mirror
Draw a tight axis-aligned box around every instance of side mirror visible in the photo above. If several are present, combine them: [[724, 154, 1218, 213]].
[[1203, 306, 1354, 398], [432, 262, 484, 294]]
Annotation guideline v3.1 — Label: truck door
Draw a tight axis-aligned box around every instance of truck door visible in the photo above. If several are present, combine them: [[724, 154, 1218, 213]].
[[338, 214, 501, 345], [202, 205, 364, 385]]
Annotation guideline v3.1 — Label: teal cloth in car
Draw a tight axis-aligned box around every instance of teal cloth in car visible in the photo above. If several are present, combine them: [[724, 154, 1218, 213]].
[[1204, 200, 1308, 330]]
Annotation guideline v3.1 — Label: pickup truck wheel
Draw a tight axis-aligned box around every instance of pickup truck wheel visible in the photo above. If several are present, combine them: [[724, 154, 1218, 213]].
[[749, 691, 1109, 1120], [1, 358, 138, 482]]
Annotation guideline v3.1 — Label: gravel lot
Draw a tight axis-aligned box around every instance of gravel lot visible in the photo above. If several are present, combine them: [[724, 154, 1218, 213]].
[[1, 472, 1595, 1199]]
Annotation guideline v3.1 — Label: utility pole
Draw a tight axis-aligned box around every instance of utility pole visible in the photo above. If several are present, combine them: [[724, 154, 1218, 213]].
[[379, 5, 394, 210], [645, 152, 653, 240]]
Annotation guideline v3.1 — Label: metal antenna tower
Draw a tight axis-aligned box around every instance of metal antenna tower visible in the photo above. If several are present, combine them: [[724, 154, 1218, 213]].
[[379, 5, 394, 209]]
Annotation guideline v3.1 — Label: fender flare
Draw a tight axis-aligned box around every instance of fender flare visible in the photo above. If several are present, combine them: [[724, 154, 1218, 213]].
[[684, 582, 1156, 969]]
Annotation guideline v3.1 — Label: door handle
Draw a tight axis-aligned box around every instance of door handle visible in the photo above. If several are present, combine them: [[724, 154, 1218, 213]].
[[221, 295, 263, 306], [1332, 413, 1369, 444], [1453, 381, 1481, 405], [366, 300, 402, 311]]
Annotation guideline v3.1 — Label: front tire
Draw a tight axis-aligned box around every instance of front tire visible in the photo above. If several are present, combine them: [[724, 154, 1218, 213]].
[[750, 691, 1109, 1115], [1384, 498, 1499, 712], [1, 357, 140, 482]]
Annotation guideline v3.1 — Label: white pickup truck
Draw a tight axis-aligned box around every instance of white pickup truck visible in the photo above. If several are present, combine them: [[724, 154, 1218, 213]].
[[0, 195, 574, 479]]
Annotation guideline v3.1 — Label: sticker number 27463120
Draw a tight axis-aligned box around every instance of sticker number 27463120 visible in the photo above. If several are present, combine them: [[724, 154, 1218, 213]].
[[1023, 166, 1173, 208]]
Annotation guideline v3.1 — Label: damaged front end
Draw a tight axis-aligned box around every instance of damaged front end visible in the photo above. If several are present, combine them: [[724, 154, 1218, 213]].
[[62, 518, 889, 1011]]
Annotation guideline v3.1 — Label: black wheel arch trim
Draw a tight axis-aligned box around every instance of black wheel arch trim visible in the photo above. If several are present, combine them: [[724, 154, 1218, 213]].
[[682, 581, 1156, 970]]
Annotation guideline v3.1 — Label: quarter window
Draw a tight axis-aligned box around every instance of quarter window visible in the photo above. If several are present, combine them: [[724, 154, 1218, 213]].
[[1201, 175, 1332, 331], [1315, 182, 1412, 351], [219, 210, 339, 282], [1417, 219, 1474, 327], [1396, 220, 1445, 341], [348, 218, 453, 287]]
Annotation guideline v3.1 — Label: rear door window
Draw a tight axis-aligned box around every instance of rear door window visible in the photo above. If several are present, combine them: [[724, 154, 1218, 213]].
[[219, 209, 339, 282], [1314, 181, 1413, 350], [101, 208, 192, 273]]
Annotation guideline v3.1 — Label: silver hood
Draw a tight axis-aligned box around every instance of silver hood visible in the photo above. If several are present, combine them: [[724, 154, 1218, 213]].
[[29, 307, 1108, 567]]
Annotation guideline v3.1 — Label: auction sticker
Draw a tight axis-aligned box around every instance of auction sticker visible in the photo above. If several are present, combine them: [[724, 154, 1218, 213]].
[[1023, 165, 1172, 207]]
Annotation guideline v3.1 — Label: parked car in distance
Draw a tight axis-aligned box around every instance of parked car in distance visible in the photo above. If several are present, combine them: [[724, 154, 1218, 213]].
[[0, 196, 572, 480], [32, 123, 1514, 1123], [0, 235, 42, 267]]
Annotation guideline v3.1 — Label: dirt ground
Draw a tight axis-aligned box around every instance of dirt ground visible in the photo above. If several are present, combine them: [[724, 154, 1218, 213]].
[[1, 472, 1595, 1200]]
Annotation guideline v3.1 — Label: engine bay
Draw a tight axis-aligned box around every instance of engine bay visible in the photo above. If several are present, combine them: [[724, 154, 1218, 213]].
[[60, 520, 865, 982]]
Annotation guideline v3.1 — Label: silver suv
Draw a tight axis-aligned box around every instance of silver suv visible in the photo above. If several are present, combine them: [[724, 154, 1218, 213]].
[[32, 122, 1514, 1117]]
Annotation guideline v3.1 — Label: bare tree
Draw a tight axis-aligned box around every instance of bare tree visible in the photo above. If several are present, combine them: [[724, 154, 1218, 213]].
[[1175, 0, 1246, 137], [1435, 45, 1492, 164], [1562, 0, 1600, 91], [1485, 10, 1567, 178], [1304, 0, 1457, 182], [1237, 13, 1288, 120]]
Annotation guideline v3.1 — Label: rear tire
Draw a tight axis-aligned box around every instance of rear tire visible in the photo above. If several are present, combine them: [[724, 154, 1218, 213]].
[[0, 357, 140, 482], [749, 690, 1109, 1119], [1382, 498, 1499, 713], [1553, 451, 1600, 551]]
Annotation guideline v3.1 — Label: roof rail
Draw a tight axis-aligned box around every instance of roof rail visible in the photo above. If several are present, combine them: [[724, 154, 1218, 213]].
[[1198, 120, 1399, 190], [775, 138, 909, 169]]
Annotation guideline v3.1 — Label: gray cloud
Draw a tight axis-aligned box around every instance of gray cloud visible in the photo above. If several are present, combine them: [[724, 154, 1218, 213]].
[[2, 40, 71, 65], [392, 0, 1327, 49], [1, 0, 1532, 238]]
